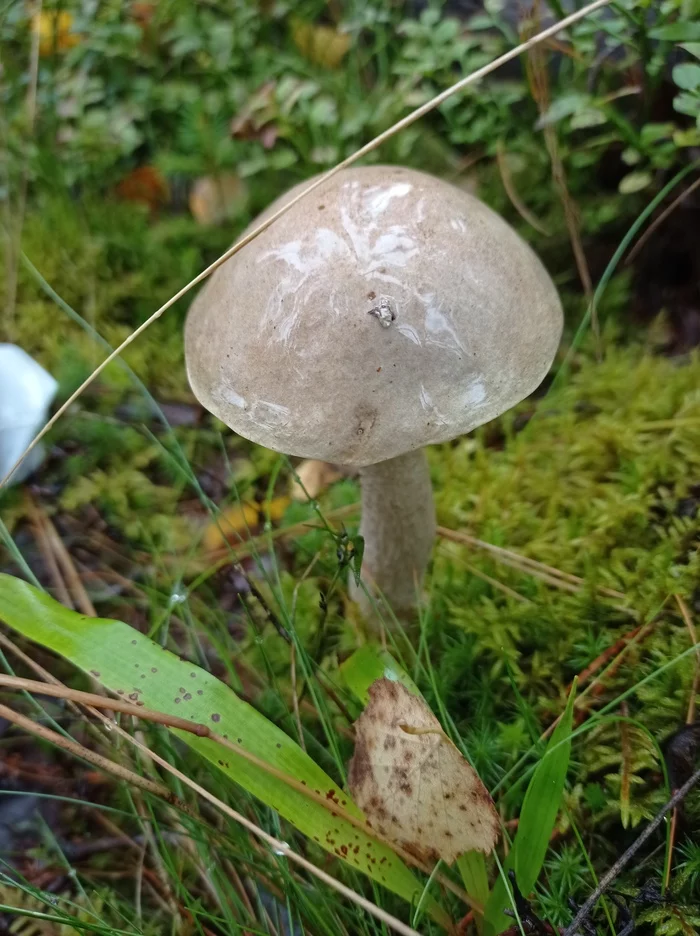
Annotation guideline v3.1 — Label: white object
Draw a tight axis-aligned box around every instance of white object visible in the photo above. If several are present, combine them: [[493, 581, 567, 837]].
[[0, 344, 58, 485]]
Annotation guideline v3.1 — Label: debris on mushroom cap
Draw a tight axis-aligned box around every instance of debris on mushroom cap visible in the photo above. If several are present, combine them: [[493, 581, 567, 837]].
[[185, 165, 563, 467], [348, 678, 499, 865]]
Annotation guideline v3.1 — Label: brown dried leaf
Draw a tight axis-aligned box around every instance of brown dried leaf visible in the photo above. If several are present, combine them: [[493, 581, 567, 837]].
[[189, 174, 247, 227], [115, 165, 169, 214], [349, 679, 499, 865]]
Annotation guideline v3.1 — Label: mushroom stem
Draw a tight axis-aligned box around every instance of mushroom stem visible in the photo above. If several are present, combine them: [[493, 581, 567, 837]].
[[353, 449, 436, 615]]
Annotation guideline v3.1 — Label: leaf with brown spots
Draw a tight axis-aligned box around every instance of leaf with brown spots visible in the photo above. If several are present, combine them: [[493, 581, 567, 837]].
[[0, 574, 449, 926], [349, 678, 499, 865]]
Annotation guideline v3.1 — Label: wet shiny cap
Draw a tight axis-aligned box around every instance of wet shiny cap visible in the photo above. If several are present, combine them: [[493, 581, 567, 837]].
[[185, 165, 563, 467]]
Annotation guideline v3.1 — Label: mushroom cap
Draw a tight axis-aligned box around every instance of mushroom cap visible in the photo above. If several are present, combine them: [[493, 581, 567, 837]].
[[185, 165, 563, 467]]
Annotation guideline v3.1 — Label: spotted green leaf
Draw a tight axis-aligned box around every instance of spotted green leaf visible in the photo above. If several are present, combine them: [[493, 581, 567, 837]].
[[0, 574, 448, 927]]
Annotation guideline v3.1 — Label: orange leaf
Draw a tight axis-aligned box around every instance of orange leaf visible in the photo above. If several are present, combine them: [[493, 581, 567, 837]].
[[204, 503, 260, 552], [115, 166, 169, 213], [203, 497, 289, 551]]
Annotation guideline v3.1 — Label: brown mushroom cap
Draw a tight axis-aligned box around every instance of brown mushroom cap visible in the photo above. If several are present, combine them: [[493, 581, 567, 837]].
[[185, 165, 563, 467]]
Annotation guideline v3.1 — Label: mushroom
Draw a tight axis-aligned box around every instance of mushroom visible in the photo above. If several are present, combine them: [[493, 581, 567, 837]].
[[184, 165, 563, 615]]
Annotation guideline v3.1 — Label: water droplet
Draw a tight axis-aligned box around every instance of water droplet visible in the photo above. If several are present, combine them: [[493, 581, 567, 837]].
[[273, 842, 289, 856], [169, 590, 187, 606]]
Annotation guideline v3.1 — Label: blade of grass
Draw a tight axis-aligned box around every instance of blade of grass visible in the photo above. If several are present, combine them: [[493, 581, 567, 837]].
[[484, 681, 577, 936], [548, 159, 700, 394]]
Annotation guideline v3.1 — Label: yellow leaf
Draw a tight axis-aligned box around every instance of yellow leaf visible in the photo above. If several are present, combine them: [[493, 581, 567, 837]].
[[203, 497, 289, 550], [291, 19, 351, 69], [204, 503, 259, 551], [349, 679, 499, 865], [263, 496, 290, 522], [290, 460, 342, 500], [34, 11, 81, 56]]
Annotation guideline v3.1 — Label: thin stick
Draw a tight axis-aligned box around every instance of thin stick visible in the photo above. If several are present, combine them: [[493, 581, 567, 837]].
[[675, 594, 699, 725], [25, 496, 73, 607], [495, 140, 550, 235], [0, 0, 615, 490], [625, 175, 700, 265], [0, 674, 210, 734], [0, 701, 180, 805], [438, 544, 531, 604], [562, 765, 700, 936], [42, 513, 97, 616], [525, 18, 592, 309], [436, 525, 625, 600]]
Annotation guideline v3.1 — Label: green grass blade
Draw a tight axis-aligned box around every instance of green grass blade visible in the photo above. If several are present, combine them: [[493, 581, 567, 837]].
[[513, 679, 577, 893], [456, 851, 489, 934], [0, 573, 442, 921], [339, 644, 421, 705], [484, 681, 577, 935]]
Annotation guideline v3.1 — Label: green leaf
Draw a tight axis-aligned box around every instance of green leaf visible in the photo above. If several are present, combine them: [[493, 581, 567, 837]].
[[340, 645, 421, 706], [342, 645, 490, 921], [457, 851, 490, 934], [535, 92, 591, 129], [681, 42, 700, 60], [618, 171, 652, 194], [0, 574, 447, 924], [672, 63, 700, 91], [513, 680, 577, 893], [350, 535, 364, 588], [484, 681, 577, 935], [673, 91, 700, 118], [650, 23, 700, 42]]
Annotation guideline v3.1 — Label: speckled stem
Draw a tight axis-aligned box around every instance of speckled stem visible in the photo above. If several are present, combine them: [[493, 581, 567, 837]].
[[352, 449, 436, 616]]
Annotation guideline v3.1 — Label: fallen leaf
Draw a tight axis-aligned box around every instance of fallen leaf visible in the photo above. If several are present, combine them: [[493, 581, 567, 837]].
[[291, 19, 351, 69], [230, 82, 278, 143], [348, 679, 499, 865], [203, 497, 289, 550], [290, 460, 342, 501], [189, 174, 248, 226], [263, 496, 290, 522], [204, 503, 259, 551], [34, 11, 81, 55], [115, 166, 169, 214]]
